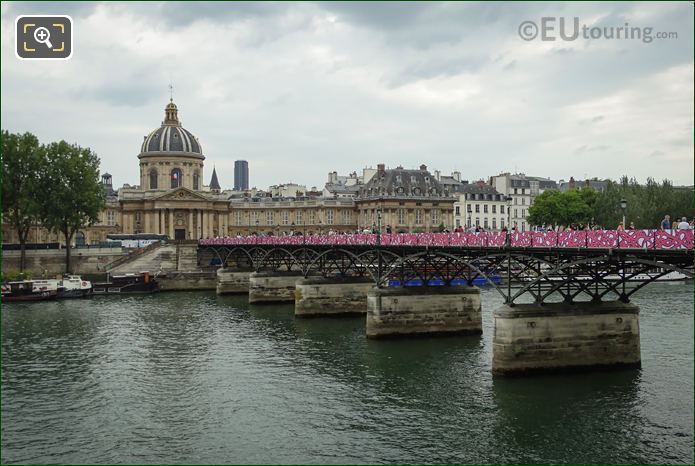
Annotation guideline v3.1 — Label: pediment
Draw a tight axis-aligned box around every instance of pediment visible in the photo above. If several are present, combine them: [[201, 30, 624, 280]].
[[152, 187, 210, 202]]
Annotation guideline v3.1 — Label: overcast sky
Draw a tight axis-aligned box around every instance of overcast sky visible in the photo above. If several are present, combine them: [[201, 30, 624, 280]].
[[2, 1, 693, 190]]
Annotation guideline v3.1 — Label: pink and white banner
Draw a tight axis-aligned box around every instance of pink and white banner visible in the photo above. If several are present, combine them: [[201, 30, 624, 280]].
[[199, 229, 693, 250]]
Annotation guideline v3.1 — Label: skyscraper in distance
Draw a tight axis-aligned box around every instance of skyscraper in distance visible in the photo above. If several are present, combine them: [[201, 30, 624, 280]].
[[234, 160, 249, 191]]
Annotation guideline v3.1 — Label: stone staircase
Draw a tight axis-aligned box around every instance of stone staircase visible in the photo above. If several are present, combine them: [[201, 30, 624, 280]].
[[176, 242, 199, 271], [110, 243, 178, 274]]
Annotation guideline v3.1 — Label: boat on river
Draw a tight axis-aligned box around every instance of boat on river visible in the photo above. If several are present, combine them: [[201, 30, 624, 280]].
[[92, 271, 159, 295], [32, 275, 93, 298], [1, 281, 58, 302]]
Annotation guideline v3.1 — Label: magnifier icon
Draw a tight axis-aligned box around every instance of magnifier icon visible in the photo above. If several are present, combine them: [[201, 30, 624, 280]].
[[33, 27, 53, 49]]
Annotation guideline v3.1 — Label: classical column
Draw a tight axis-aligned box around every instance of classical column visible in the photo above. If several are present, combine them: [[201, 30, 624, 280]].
[[169, 209, 174, 238], [159, 210, 165, 236], [144, 211, 150, 233], [198, 210, 203, 239], [201, 210, 207, 238], [209, 211, 215, 237], [188, 209, 194, 239]]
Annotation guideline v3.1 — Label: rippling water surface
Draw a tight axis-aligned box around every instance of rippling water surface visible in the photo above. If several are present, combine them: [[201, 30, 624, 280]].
[[2, 282, 693, 464]]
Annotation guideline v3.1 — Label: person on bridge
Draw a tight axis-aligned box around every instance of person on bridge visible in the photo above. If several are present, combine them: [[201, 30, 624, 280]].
[[616, 222, 624, 231], [677, 217, 690, 230], [660, 215, 671, 230], [628, 222, 636, 230]]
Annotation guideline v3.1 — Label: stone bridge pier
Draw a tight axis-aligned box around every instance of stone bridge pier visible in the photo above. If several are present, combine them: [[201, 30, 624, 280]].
[[248, 271, 305, 304], [216, 268, 251, 295], [492, 301, 641, 375], [366, 286, 482, 338], [294, 277, 373, 317]]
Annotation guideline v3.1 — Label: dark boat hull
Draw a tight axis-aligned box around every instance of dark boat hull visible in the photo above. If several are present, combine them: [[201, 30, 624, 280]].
[[2, 290, 58, 302], [57, 288, 93, 299], [92, 281, 159, 295]]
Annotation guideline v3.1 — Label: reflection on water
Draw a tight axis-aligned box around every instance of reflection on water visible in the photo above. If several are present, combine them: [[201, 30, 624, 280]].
[[2, 282, 693, 464]]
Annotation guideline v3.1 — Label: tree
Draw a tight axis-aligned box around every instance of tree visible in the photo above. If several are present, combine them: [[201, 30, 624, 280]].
[[39, 141, 105, 273], [591, 177, 694, 228], [527, 189, 594, 227], [1, 131, 45, 271]]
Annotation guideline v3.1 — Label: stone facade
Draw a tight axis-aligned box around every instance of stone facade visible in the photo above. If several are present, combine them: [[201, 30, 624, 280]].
[[356, 164, 455, 233]]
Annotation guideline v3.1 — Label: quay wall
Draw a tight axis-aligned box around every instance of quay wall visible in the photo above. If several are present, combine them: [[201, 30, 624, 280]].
[[2, 248, 125, 277]]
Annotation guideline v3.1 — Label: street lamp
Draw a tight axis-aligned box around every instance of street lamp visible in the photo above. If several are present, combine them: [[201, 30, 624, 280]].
[[620, 198, 627, 228], [376, 209, 382, 246]]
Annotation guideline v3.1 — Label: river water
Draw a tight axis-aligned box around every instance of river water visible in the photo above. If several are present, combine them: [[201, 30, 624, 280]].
[[2, 282, 693, 464]]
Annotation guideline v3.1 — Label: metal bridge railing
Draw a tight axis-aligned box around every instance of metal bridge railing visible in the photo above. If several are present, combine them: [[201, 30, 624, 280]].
[[198, 229, 694, 250]]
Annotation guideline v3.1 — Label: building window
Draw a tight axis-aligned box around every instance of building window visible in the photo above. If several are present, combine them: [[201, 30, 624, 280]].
[[342, 210, 351, 224], [251, 211, 259, 225], [475, 204, 480, 213], [193, 170, 200, 190], [514, 188, 518, 194], [500, 205, 504, 214], [467, 205, 472, 213], [514, 197, 518, 205], [282, 211, 289, 225], [501, 219, 505, 229], [398, 208, 406, 225], [415, 209, 423, 225], [326, 209, 334, 225], [483, 205, 488, 213], [475, 217, 480, 226], [455, 206, 460, 216], [492, 205, 496, 214], [522, 209, 526, 218], [467, 218, 472, 228], [295, 210, 302, 225], [234, 211, 242, 226], [171, 168, 182, 188], [432, 208, 440, 225], [266, 211, 273, 226], [521, 197, 525, 205], [107, 210, 115, 226], [149, 170, 158, 189], [484, 218, 489, 229], [309, 210, 316, 224], [514, 209, 518, 218], [492, 218, 497, 229], [521, 188, 525, 194]]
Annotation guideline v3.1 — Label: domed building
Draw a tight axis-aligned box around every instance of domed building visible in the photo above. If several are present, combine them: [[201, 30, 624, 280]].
[[115, 100, 231, 240], [138, 100, 205, 191]]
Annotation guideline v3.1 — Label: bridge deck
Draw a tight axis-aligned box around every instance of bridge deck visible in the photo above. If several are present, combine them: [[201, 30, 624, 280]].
[[200, 230, 693, 251]]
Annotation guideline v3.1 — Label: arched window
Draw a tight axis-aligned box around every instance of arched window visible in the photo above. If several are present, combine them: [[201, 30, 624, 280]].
[[193, 170, 199, 190], [149, 169, 158, 189], [171, 168, 182, 188]]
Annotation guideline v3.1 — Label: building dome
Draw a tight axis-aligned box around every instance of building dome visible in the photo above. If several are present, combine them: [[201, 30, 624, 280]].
[[139, 100, 203, 157]]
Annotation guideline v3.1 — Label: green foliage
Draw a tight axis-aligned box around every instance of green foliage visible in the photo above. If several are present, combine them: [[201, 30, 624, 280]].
[[2, 130, 106, 273], [39, 141, 106, 272], [2, 130, 45, 270], [592, 177, 694, 228], [1, 270, 32, 282], [527, 189, 593, 226], [529, 178, 694, 229]]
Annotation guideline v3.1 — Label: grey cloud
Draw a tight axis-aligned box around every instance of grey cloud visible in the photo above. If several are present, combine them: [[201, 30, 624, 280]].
[[386, 55, 489, 87], [575, 145, 610, 154]]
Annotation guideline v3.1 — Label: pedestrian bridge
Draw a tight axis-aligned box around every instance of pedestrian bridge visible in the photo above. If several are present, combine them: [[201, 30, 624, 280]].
[[198, 229, 693, 375], [199, 229, 693, 305]]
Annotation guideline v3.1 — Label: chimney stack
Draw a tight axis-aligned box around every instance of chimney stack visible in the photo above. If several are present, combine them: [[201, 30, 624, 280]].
[[419, 164, 427, 171], [377, 163, 385, 173], [452, 171, 461, 182], [434, 170, 441, 181]]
